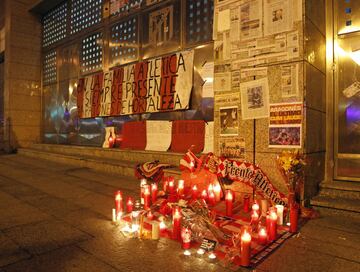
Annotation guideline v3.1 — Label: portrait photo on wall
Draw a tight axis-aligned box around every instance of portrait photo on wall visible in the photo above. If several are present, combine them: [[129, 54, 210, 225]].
[[220, 106, 238, 136], [240, 78, 269, 120], [269, 126, 301, 148]]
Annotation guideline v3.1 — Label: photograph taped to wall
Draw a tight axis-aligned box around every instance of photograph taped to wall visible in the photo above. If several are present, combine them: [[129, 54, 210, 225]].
[[281, 64, 299, 98], [214, 72, 231, 92], [215, 92, 240, 107], [269, 125, 301, 148], [219, 137, 245, 159], [287, 31, 300, 59], [264, 0, 292, 36], [214, 32, 231, 61], [240, 78, 270, 120], [149, 5, 173, 46], [220, 106, 239, 136], [239, 0, 262, 41]]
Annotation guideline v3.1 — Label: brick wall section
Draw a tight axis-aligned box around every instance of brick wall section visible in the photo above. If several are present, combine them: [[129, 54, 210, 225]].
[[3, 0, 42, 148]]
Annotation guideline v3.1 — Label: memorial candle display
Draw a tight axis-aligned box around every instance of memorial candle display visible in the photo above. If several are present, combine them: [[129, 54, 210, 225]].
[[258, 227, 267, 245], [225, 190, 233, 217], [243, 195, 250, 213], [275, 205, 284, 225], [177, 180, 184, 197], [115, 191, 123, 217], [151, 183, 158, 203], [192, 185, 198, 200], [126, 197, 133, 213], [144, 185, 151, 209], [172, 208, 182, 240], [268, 210, 278, 241], [240, 230, 251, 267], [213, 183, 221, 202]]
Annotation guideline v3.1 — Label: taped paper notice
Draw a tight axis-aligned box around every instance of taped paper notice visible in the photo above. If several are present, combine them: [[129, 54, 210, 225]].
[[203, 122, 214, 153], [218, 9, 231, 32], [343, 82, 360, 98], [145, 121, 172, 151]]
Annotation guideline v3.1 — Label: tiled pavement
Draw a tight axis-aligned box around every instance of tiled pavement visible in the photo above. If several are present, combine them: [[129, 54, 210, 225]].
[[0, 154, 359, 272]]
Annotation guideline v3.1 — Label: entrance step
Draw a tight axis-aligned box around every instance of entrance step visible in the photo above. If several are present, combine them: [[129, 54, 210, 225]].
[[311, 181, 360, 217], [17, 144, 183, 178]]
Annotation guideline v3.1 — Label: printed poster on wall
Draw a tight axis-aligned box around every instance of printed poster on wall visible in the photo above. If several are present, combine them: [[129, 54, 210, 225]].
[[77, 50, 194, 118], [219, 137, 245, 159], [240, 78, 270, 120], [269, 102, 302, 148]]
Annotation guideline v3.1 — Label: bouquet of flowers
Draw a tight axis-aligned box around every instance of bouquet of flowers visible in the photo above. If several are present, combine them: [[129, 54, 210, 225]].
[[277, 150, 306, 202]]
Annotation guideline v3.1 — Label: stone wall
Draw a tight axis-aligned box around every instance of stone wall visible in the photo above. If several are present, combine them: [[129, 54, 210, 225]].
[[3, 0, 42, 149]]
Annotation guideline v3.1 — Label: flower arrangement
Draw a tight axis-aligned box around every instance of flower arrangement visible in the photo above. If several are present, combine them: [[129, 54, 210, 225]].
[[277, 150, 306, 202]]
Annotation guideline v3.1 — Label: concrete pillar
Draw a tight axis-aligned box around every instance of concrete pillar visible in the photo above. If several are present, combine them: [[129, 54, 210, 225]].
[[3, 0, 42, 150]]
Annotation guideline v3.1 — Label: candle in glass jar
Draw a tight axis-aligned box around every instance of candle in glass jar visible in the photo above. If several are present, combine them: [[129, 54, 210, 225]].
[[147, 210, 154, 220], [208, 184, 214, 195], [252, 202, 260, 213], [240, 231, 252, 267], [213, 183, 221, 202], [225, 190, 233, 217], [192, 185, 198, 200], [261, 199, 268, 217], [152, 222, 160, 240], [201, 189, 208, 202], [290, 203, 299, 233], [144, 185, 151, 210], [159, 220, 167, 234], [243, 195, 250, 213], [268, 210, 278, 241], [163, 178, 168, 193], [172, 208, 182, 240], [114, 191, 123, 217], [251, 210, 259, 225], [208, 191, 216, 206], [151, 183, 158, 203], [275, 205, 284, 225], [181, 227, 191, 249], [168, 179, 175, 194], [126, 197, 133, 213], [140, 179, 147, 205], [258, 227, 267, 245], [177, 180, 184, 197]]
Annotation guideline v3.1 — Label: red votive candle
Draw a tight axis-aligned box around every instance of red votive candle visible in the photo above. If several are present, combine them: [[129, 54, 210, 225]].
[[208, 191, 216, 206], [151, 183, 158, 204], [144, 185, 151, 210], [140, 179, 147, 205], [114, 191, 123, 217], [201, 189, 208, 202], [163, 178, 168, 193], [172, 207, 182, 240], [126, 197, 133, 213], [147, 210, 154, 220], [213, 183, 221, 202], [290, 203, 299, 233], [251, 210, 259, 225], [240, 230, 252, 267], [168, 179, 175, 194], [192, 185, 198, 200], [225, 190, 233, 217], [108, 134, 114, 148], [181, 227, 191, 249], [243, 195, 250, 213], [258, 227, 267, 245], [268, 210, 278, 241], [177, 180, 184, 198]]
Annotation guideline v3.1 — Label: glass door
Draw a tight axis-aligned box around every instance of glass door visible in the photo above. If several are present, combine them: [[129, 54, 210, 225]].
[[334, 0, 360, 181]]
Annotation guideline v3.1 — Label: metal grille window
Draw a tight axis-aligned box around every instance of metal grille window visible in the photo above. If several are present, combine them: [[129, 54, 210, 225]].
[[186, 0, 214, 45], [110, 17, 138, 66], [81, 32, 103, 74], [43, 2, 67, 47], [43, 51, 57, 85], [110, 0, 143, 17], [70, 0, 103, 34]]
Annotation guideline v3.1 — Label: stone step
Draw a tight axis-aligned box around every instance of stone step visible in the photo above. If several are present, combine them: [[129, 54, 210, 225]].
[[319, 181, 360, 200], [30, 143, 184, 167], [310, 195, 360, 217], [18, 148, 137, 177]]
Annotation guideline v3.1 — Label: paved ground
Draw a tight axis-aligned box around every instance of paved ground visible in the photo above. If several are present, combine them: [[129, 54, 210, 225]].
[[0, 154, 359, 272]]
